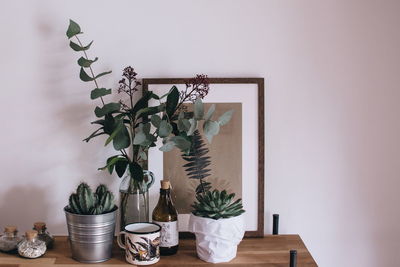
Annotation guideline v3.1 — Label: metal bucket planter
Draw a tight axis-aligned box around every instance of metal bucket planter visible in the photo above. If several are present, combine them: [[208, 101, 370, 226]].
[[64, 206, 117, 263]]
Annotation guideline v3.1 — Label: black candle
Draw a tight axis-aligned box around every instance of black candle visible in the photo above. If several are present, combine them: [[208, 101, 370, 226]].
[[272, 214, 279, 235], [290, 250, 297, 267]]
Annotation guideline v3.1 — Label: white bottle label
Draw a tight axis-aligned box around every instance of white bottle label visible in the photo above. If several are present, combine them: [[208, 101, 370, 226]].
[[153, 220, 179, 247]]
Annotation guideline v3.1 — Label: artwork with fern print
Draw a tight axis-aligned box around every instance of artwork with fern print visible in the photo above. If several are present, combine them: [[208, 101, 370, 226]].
[[164, 103, 242, 214]]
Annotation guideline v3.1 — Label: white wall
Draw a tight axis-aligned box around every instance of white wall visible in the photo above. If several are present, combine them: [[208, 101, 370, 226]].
[[1, 1, 399, 266]]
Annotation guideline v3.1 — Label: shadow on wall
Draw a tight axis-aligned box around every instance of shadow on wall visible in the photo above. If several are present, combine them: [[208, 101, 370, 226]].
[[16, 9, 119, 234], [0, 185, 63, 234]]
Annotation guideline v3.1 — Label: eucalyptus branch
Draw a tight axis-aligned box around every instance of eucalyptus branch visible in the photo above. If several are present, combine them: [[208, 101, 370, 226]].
[[74, 36, 105, 106]]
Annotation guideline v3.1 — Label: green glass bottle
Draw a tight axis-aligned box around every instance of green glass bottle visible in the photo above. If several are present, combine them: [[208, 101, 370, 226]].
[[152, 180, 179, 255]]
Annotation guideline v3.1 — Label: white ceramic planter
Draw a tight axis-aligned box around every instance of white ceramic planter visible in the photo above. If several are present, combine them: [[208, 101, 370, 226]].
[[188, 214, 245, 263]]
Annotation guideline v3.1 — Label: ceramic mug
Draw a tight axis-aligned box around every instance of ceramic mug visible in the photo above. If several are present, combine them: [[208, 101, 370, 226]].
[[117, 223, 161, 265]]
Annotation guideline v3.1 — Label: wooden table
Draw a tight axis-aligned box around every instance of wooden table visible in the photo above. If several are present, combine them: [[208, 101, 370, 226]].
[[0, 235, 317, 266]]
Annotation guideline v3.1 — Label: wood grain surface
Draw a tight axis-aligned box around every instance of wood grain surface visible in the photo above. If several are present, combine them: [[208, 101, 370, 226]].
[[0, 235, 317, 266]]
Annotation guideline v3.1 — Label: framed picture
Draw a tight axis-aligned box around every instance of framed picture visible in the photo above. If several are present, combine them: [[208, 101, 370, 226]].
[[143, 78, 264, 238]]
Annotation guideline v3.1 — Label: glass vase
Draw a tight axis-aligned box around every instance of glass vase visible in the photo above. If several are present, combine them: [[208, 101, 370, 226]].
[[119, 170, 155, 230]]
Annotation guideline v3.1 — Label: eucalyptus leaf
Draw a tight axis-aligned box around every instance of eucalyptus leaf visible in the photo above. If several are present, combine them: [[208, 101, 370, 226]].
[[151, 114, 161, 127], [159, 141, 175, 152], [158, 120, 172, 138], [94, 103, 121, 117], [133, 130, 147, 145], [177, 118, 191, 132], [113, 123, 131, 150], [78, 56, 98, 67], [171, 136, 191, 151], [203, 120, 220, 143], [187, 118, 197, 136], [205, 104, 216, 121], [194, 98, 204, 120], [139, 150, 148, 160], [90, 88, 111, 100], [80, 68, 111, 82], [66, 19, 82, 38], [218, 110, 234, 126], [70, 40, 93, 51]]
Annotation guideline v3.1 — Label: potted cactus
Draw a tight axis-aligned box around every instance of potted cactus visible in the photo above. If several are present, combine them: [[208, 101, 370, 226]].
[[64, 183, 117, 263]]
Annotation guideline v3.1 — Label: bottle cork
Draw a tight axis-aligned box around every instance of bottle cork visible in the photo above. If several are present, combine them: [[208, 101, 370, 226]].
[[5, 225, 17, 233], [26, 230, 38, 241], [160, 180, 170, 189], [34, 222, 46, 231]]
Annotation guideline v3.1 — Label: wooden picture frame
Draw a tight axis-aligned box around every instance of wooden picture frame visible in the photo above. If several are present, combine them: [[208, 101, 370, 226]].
[[143, 78, 264, 238]]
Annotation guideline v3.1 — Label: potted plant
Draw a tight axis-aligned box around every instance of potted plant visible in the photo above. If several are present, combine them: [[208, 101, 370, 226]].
[[189, 190, 245, 263], [66, 20, 233, 229], [183, 130, 245, 263], [64, 183, 117, 263]]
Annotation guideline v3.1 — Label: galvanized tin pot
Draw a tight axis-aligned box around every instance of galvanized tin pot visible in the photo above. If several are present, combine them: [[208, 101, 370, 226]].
[[64, 206, 117, 263]]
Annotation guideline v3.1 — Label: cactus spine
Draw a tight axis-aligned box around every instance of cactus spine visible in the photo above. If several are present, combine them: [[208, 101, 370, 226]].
[[68, 183, 115, 215]]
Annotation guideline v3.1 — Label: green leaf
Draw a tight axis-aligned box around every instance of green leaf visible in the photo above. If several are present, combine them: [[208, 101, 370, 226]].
[[78, 57, 98, 67], [177, 118, 191, 132], [113, 123, 131, 150], [94, 102, 121, 117], [98, 155, 118, 171], [129, 162, 143, 182], [158, 120, 172, 138], [70, 40, 93, 51], [159, 141, 175, 152], [194, 98, 204, 120], [171, 136, 191, 151], [105, 123, 122, 146], [151, 114, 161, 127], [205, 104, 216, 121], [218, 110, 234, 126], [90, 88, 111, 100], [103, 114, 116, 134], [132, 91, 157, 114], [66, 19, 81, 39], [187, 118, 197, 136], [115, 159, 128, 178], [203, 120, 220, 143], [80, 68, 112, 82], [79, 67, 94, 81], [166, 86, 179, 117], [133, 130, 147, 145], [139, 150, 147, 160], [83, 127, 104, 142], [143, 123, 151, 134]]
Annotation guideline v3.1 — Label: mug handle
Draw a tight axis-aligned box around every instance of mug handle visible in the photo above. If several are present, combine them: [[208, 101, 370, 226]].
[[117, 231, 126, 249]]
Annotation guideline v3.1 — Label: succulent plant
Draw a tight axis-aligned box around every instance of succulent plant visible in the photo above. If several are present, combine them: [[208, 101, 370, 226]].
[[68, 183, 116, 215], [192, 189, 245, 220]]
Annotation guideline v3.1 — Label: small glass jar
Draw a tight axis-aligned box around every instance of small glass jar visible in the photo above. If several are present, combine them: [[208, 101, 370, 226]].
[[0, 225, 21, 252], [33, 222, 54, 249], [18, 230, 46, 258]]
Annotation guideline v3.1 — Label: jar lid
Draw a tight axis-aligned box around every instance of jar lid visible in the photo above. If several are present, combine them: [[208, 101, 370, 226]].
[[5, 225, 17, 233], [34, 222, 46, 230], [160, 180, 170, 189], [26, 230, 38, 240]]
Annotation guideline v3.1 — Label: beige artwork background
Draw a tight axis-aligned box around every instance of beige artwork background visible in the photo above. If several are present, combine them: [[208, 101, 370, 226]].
[[163, 103, 242, 213]]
